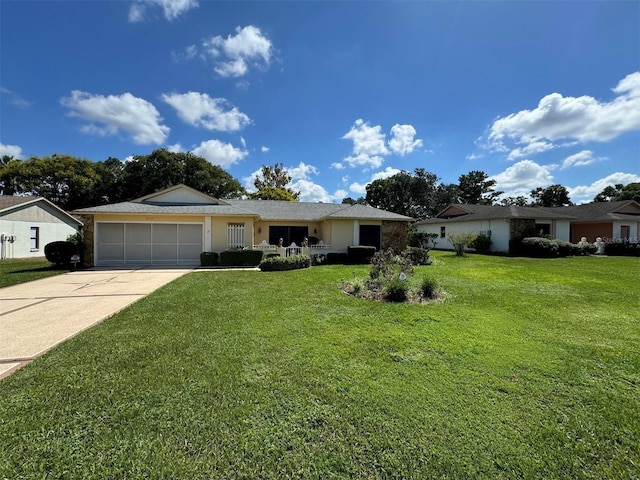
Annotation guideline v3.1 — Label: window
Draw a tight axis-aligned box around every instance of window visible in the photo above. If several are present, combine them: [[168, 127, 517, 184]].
[[535, 223, 551, 236], [269, 226, 308, 246], [440, 226, 446, 238], [30, 227, 40, 250], [359, 225, 381, 249], [227, 223, 245, 248], [621, 225, 630, 240]]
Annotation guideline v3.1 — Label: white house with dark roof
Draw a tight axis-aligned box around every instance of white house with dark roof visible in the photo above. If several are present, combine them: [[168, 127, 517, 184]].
[[73, 184, 413, 267], [416, 201, 640, 253], [0, 196, 83, 259]]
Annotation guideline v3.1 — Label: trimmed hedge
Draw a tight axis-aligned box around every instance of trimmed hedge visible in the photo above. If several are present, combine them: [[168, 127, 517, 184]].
[[259, 254, 311, 271], [517, 237, 600, 258], [348, 245, 377, 264], [44, 241, 76, 266], [200, 252, 219, 266], [219, 249, 263, 266], [605, 241, 640, 257]]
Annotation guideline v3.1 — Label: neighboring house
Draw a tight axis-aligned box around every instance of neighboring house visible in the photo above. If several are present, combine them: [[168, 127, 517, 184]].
[[416, 204, 575, 253], [72, 184, 413, 267], [553, 200, 640, 243], [416, 201, 640, 253], [0, 196, 83, 259]]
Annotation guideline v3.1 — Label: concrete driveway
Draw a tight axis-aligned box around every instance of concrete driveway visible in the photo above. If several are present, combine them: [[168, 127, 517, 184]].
[[0, 267, 193, 379]]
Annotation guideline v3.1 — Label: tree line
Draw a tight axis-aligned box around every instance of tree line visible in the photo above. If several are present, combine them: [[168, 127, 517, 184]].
[[1, 150, 637, 219]]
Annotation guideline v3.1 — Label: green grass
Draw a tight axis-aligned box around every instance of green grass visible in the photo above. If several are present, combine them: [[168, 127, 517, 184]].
[[1, 252, 638, 478], [0, 257, 65, 288]]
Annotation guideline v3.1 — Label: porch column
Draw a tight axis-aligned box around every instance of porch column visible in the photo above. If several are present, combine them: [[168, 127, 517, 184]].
[[353, 220, 360, 246], [204, 217, 212, 251]]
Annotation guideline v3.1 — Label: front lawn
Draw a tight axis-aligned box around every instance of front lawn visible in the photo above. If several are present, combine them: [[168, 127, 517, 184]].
[[1, 252, 638, 478], [0, 257, 65, 288]]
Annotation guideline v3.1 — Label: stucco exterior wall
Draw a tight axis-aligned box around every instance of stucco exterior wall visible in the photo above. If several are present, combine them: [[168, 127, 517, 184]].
[[417, 219, 511, 253], [0, 203, 80, 259], [553, 220, 571, 243], [330, 219, 356, 250]]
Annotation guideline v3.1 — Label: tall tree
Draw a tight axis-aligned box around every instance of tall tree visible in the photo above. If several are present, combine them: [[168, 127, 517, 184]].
[[249, 163, 299, 201], [365, 169, 441, 219], [342, 196, 366, 205], [457, 170, 502, 205], [0, 155, 20, 195], [594, 182, 640, 203], [120, 149, 245, 200], [500, 196, 529, 206], [0, 154, 103, 210], [530, 184, 573, 207]]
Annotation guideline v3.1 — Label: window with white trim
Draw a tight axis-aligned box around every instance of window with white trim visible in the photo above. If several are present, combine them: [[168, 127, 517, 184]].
[[30, 227, 40, 250], [227, 223, 245, 248]]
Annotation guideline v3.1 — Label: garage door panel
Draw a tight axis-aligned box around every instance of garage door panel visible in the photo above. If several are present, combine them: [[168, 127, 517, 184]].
[[126, 224, 151, 242], [98, 223, 124, 243], [179, 224, 202, 243], [98, 244, 124, 262], [178, 244, 201, 261], [96, 222, 202, 266], [125, 244, 152, 262], [153, 224, 177, 243]]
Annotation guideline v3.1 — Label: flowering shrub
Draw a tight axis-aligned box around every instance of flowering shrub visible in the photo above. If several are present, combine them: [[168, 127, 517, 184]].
[[340, 248, 443, 303]]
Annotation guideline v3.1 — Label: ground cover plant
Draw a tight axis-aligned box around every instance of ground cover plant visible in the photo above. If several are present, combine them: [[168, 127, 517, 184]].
[[1, 252, 638, 478], [0, 257, 67, 288]]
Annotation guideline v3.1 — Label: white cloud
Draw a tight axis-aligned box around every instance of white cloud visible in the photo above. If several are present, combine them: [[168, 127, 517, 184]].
[[389, 124, 423, 156], [60, 90, 169, 145], [341, 119, 422, 169], [371, 166, 402, 181], [569, 172, 640, 202], [0, 87, 32, 108], [0, 143, 23, 159], [166, 143, 183, 152], [561, 150, 603, 169], [203, 25, 273, 78], [465, 153, 483, 161], [242, 161, 343, 202], [349, 182, 367, 194], [506, 140, 555, 160], [342, 119, 389, 169], [348, 166, 402, 195], [191, 139, 247, 168], [240, 137, 246, 148], [287, 162, 318, 181], [486, 71, 640, 158], [129, 0, 198, 22], [491, 160, 555, 197], [161, 92, 250, 132], [261, 146, 269, 153]]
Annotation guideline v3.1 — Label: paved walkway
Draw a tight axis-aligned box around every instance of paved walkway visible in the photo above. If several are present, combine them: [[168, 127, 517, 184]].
[[0, 267, 193, 379]]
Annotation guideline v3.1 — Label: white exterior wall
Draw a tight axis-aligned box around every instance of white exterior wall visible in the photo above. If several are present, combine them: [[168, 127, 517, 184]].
[[613, 220, 640, 242], [417, 219, 511, 253], [0, 218, 79, 259], [552, 220, 571, 242]]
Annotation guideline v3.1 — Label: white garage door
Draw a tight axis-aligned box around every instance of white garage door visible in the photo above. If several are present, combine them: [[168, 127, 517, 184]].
[[96, 223, 202, 266]]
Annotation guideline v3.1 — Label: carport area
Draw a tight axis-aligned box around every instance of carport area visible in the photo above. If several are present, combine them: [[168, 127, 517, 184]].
[[0, 267, 192, 378]]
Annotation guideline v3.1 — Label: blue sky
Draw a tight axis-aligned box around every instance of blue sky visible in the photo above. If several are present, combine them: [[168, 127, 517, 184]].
[[1, 0, 639, 204]]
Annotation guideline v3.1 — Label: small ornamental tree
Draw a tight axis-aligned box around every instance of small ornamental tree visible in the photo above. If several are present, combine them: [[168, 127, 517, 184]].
[[447, 231, 477, 256]]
